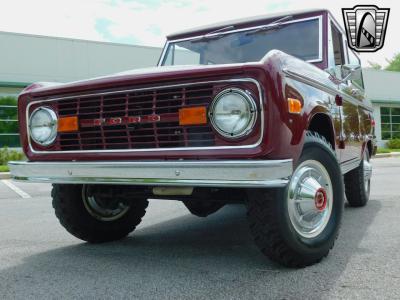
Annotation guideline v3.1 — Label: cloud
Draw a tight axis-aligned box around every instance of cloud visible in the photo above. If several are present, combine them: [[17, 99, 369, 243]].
[[0, 0, 288, 45], [88, 0, 275, 46], [0, 0, 399, 67]]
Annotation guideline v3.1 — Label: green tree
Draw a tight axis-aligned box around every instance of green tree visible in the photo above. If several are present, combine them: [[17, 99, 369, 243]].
[[367, 61, 382, 70], [385, 53, 400, 72], [367, 53, 400, 72]]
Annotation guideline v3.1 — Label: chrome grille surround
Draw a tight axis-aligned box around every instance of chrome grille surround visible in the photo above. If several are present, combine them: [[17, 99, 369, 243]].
[[26, 78, 264, 154]]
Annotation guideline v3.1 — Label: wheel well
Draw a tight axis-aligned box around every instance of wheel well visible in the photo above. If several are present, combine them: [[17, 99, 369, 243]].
[[308, 114, 335, 149]]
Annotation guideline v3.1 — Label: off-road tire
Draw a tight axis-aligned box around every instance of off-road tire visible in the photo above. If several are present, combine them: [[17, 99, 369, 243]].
[[344, 149, 371, 207], [183, 200, 225, 217], [52, 184, 148, 243], [247, 132, 344, 268]]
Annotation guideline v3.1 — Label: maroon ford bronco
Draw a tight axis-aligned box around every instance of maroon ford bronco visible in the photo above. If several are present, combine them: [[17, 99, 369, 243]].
[[10, 9, 375, 267]]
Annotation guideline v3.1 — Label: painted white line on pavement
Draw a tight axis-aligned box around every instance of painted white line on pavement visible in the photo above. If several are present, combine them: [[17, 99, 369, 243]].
[[1, 179, 31, 199]]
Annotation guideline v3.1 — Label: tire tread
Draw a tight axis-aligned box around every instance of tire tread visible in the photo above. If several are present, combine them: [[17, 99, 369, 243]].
[[52, 184, 148, 243], [247, 131, 342, 268], [344, 151, 369, 207]]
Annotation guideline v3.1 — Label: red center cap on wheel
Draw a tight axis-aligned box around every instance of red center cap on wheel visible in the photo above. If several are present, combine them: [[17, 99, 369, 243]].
[[314, 188, 327, 211]]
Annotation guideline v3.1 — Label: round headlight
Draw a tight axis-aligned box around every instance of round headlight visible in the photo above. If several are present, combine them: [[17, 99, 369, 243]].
[[209, 88, 257, 138], [29, 107, 58, 146]]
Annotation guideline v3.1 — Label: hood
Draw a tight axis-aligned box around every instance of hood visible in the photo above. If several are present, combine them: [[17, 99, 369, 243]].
[[20, 63, 251, 98]]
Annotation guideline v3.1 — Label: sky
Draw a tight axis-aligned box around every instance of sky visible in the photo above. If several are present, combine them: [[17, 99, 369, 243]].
[[0, 0, 399, 67]]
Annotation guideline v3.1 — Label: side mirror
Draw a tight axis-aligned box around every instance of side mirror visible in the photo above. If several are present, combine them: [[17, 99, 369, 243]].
[[341, 64, 361, 82], [325, 67, 337, 78], [325, 66, 349, 81]]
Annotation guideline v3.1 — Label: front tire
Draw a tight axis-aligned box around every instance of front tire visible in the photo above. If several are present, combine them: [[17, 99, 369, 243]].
[[52, 184, 148, 243], [247, 132, 344, 267]]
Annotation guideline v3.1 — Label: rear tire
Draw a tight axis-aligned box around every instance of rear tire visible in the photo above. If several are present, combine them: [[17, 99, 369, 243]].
[[52, 184, 148, 243], [247, 132, 344, 267], [344, 148, 371, 207]]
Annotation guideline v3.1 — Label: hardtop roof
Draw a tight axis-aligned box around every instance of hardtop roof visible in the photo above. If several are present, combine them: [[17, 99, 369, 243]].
[[167, 8, 328, 40]]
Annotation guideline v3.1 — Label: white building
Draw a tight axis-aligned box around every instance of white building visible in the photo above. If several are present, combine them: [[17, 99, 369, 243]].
[[0, 31, 162, 147], [0, 31, 162, 96], [364, 69, 400, 147]]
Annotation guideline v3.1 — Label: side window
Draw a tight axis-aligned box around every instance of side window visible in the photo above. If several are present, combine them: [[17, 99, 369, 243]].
[[331, 22, 345, 66], [347, 49, 364, 89]]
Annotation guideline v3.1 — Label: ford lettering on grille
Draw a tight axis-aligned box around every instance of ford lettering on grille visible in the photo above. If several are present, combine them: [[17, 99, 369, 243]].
[[80, 115, 161, 128]]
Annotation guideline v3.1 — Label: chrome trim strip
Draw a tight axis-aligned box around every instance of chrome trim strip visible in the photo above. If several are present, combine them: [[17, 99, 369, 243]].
[[26, 78, 264, 154], [340, 158, 361, 174], [157, 40, 169, 66], [282, 68, 373, 112], [159, 16, 323, 66], [9, 159, 292, 188]]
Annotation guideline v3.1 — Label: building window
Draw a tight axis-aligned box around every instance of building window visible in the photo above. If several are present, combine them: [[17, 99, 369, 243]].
[[381, 107, 400, 140]]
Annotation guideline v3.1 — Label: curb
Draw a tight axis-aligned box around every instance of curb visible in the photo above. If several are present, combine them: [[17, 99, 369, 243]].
[[373, 152, 400, 159], [0, 172, 11, 180]]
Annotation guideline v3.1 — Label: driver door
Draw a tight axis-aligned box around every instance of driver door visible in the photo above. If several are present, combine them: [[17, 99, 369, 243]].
[[328, 20, 361, 163]]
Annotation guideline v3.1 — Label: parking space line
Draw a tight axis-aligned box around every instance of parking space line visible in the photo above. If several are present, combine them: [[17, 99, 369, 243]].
[[1, 180, 31, 199]]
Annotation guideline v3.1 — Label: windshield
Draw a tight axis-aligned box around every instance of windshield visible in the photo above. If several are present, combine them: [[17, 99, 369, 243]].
[[161, 18, 321, 66]]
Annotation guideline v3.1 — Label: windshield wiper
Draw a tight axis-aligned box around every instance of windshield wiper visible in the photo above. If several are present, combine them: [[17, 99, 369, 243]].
[[190, 15, 293, 43], [190, 25, 235, 43], [246, 15, 293, 35]]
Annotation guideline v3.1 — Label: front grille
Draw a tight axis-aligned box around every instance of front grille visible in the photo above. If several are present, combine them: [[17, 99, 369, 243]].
[[52, 84, 217, 151], [28, 80, 261, 152]]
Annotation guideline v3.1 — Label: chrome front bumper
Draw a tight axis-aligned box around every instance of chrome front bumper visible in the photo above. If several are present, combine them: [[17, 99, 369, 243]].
[[8, 159, 292, 188]]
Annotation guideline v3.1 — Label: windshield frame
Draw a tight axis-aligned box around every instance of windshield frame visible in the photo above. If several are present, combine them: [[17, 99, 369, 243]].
[[158, 15, 323, 66]]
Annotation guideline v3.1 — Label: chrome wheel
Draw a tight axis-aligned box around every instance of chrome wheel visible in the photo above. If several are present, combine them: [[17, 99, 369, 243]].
[[82, 185, 130, 221], [363, 150, 372, 196], [287, 160, 333, 239]]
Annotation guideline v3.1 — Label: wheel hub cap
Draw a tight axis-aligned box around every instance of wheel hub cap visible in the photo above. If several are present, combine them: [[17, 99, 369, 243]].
[[82, 185, 130, 221], [287, 160, 333, 239], [314, 188, 327, 211]]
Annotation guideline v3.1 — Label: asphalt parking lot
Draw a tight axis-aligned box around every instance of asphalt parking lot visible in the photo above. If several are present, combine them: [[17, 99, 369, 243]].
[[1, 157, 400, 299]]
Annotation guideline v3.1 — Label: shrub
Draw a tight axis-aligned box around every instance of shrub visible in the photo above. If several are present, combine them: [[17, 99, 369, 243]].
[[377, 148, 391, 154], [0, 165, 9, 172], [386, 139, 400, 149], [0, 147, 25, 165]]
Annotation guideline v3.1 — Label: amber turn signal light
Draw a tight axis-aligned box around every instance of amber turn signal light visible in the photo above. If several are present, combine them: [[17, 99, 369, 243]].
[[288, 98, 302, 114], [58, 116, 78, 132], [179, 106, 207, 126]]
